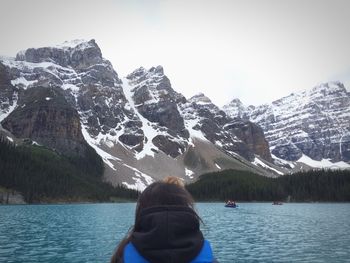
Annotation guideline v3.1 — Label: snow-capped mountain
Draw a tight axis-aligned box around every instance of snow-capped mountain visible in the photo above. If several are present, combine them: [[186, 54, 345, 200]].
[[224, 82, 350, 169], [0, 39, 285, 190]]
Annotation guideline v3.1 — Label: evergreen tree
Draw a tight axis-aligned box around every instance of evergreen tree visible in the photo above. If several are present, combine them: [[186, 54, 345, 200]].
[[0, 136, 139, 203], [186, 169, 350, 202]]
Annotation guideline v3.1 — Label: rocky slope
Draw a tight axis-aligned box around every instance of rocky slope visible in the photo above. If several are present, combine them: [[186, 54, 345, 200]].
[[0, 39, 284, 190], [224, 82, 350, 168], [180, 93, 272, 162]]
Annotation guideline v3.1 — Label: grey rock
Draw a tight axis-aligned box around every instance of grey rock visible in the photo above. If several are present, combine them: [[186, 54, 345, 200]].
[[181, 93, 271, 162], [152, 135, 186, 158], [1, 86, 89, 156], [126, 66, 189, 157]]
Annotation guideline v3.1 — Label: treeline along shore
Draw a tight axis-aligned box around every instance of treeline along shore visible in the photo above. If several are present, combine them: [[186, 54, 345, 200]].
[[1, 136, 350, 203], [186, 169, 350, 202], [0, 136, 138, 204]]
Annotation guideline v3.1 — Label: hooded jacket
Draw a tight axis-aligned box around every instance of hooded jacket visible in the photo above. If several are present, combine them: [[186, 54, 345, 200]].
[[121, 206, 216, 263]]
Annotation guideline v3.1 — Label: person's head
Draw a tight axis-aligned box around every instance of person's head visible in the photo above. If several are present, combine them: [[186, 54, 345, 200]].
[[112, 177, 199, 262], [134, 179, 195, 226]]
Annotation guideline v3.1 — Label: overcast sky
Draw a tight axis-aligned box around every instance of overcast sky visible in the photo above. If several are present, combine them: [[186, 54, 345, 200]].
[[1, 0, 350, 106]]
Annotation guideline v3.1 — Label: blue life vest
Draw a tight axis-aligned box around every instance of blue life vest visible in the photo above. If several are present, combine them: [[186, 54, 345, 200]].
[[123, 239, 214, 263]]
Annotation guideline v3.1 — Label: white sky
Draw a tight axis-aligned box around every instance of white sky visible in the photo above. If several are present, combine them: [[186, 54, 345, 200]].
[[1, 0, 350, 106]]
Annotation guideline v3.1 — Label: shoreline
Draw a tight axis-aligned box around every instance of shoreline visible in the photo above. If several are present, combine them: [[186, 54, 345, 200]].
[[2, 201, 350, 206]]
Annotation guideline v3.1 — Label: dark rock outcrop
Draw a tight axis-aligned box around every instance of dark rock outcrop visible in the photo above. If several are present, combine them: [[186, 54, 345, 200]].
[[16, 39, 104, 71], [152, 135, 186, 158], [2, 86, 88, 156], [224, 119, 272, 162]]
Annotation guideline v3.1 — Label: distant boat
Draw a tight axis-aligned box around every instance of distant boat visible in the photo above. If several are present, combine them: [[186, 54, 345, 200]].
[[225, 202, 238, 208], [272, 201, 283, 205]]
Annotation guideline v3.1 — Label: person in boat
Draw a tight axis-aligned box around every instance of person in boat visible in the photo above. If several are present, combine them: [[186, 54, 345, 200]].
[[111, 176, 218, 263], [226, 200, 236, 206]]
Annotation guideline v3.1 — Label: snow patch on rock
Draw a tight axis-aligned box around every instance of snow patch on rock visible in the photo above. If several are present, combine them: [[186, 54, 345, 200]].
[[297, 154, 350, 169]]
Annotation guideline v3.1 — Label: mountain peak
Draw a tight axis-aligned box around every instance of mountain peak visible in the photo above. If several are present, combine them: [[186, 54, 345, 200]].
[[222, 98, 247, 119], [127, 65, 164, 80], [227, 98, 244, 107], [311, 81, 347, 95], [54, 39, 97, 50], [189, 93, 212, 105], [15, 39, 103, 69], [16, 39, 99, 59], [149, 65, 164, 75]]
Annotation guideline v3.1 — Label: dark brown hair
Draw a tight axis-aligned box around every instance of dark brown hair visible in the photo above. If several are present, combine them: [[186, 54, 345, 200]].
[[110, 181, 199, 263]]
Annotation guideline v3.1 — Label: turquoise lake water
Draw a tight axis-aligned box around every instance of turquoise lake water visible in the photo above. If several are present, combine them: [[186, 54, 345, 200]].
[[0, 203, 349, 263]]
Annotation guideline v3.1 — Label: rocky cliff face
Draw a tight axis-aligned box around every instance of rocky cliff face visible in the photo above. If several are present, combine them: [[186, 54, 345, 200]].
[[2, 86, 87, 156], [0, 64, 17, 122], [224, 82, 350, 165], [16, 39, 104, 71], [0, 39, 132, 157], [224, 118, 272, 162], [180, 93, 255, 161], [0, 39, 283, 190], [125, 66, 188, 158]]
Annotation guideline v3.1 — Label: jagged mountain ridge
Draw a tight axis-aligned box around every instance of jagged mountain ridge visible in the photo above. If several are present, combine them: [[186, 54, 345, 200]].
[[0, 39, 284, 190], [223, 82, 350, 168]]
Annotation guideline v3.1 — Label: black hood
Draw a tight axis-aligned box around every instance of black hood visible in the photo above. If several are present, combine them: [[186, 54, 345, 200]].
[[131, 206, 204, 263]]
